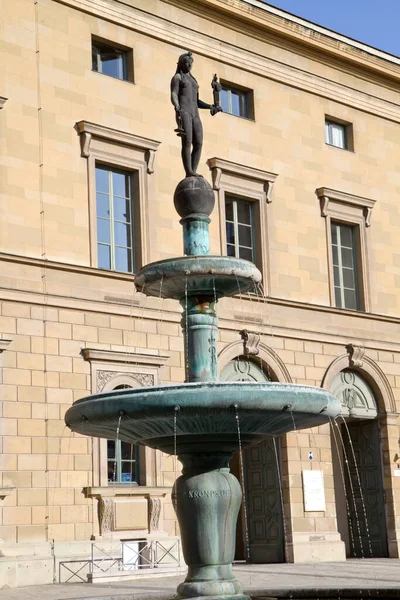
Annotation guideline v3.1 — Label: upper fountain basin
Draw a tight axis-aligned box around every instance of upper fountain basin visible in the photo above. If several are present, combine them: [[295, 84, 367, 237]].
[[64, 382, 340, 455], [134, 256, 262, 300]]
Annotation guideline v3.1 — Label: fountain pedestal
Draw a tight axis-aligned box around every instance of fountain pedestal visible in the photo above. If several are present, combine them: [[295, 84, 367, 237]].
[[173, 453, 248, 600]]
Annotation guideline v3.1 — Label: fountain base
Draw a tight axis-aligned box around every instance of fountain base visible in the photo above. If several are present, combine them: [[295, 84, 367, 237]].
[[173, 453, 248, 600]]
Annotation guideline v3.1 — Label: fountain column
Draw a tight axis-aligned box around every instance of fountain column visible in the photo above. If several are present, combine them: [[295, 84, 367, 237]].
[[174, 176, 219, 384]]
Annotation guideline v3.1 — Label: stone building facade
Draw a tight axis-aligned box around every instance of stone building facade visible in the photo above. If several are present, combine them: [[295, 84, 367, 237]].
[[1, 0, 400, 587]]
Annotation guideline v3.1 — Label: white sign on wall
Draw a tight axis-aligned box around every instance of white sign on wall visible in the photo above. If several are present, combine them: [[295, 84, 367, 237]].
[[302, 470, 326, 512]]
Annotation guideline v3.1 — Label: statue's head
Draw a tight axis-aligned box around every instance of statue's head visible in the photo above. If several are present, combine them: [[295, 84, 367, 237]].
[[177, 51, 193, 74]]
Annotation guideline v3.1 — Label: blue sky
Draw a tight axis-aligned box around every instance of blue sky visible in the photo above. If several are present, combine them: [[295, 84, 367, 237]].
[[263, 1, 399, 58]]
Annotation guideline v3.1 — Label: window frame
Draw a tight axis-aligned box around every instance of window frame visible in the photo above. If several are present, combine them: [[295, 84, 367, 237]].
[[95, 165, 136, 274], [316, 187, 375, 312], [219, 81, 254, 120], [91, 36, 134, 83], [325, 116, 354, 151], [331, 221, 360, 311], [76, 121, 160, 274], [208, 157, 277, 292], [225, 195, 256, 263], [107, 438, 141, 485]]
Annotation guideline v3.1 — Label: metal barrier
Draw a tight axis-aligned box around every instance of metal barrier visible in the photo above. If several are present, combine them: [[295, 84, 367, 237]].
[[59, 538, 181, 582]]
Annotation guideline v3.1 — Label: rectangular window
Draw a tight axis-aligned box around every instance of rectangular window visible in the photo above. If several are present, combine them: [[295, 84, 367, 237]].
[[107, 440, 139, 484], [220, 83, 252, 119], [95, 165, 135, 273], [92, 38, 132, 81], [331, 222, 360, 310], [325, 119, 352, 150], [225, 196, 255, 262]]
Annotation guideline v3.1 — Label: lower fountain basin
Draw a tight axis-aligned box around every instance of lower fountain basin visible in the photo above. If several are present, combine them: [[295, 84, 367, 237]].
[[65, 382, 340, 455], [134, 256, 262, 299]]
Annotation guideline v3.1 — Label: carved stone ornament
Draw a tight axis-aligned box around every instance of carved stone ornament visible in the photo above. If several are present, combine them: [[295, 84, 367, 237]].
[[96, 370, 155, 393], [98, 497, 114, 535], [346, 343, 365, 368], [240, 329, 261, 356], [148, 497, 162, 532]]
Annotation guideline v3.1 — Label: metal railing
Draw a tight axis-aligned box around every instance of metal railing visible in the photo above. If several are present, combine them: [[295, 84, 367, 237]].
[[59, 539, 181, 583]]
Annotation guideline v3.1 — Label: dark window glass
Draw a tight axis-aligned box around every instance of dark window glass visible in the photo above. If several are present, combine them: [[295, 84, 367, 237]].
[[220, 85, 250, 118], [92, 40, 128, 81]]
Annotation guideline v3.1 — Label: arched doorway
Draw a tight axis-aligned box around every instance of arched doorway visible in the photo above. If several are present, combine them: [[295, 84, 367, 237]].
[[330, 369, 388, 558], [220, 356, 285, 563]]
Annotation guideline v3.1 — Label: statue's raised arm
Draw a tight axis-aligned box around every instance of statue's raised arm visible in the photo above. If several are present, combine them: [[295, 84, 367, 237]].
[[170, 52, 222, 177]]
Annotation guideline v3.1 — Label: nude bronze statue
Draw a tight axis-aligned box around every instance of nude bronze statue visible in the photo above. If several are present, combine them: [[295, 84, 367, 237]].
[[171, 52, 222, 177]]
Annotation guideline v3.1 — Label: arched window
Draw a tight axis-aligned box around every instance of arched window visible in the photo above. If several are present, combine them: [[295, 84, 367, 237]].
[[107, 384, 140, 484]]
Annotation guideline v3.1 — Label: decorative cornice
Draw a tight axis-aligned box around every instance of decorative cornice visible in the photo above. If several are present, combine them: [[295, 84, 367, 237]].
[[316, 187, 376, 227], [75, 120, 161, 174], [207, 157, 277, 203], [82, 347, 169, 367], [54, 0, 400, 124], [0, 339, 12, 353], [0, 97, 7, 109]]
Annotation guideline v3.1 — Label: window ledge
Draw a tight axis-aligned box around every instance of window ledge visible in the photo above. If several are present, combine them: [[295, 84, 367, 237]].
[[325, 142, 354, 153], [85, 486, 171, 498], [91, 69, 134, 85]]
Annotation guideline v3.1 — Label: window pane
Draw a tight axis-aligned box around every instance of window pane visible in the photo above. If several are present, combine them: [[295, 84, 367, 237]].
[[341, 247, 354, 269], [238, 224, 252, 247], [227, 244, 235, 257], [333, 265, 341, 287], [121, 462, 136, 483], [340, 225, 352, 247], [107, 440, 116, 459], [226, 222, 235, 245], [334, 286, 342, 308], [112, 171, 129, 198], [98, 244, 111, 269], [239, 246, 253, 262], [344, 288, 357, 310], [343, 268, 355, 289], [114, 196, 131, 222], [331, 223, 338, 245], [96, 168, 109, 194], [121, 442, 134, 460], [220, 89, 230, 113], [332, 244, 339, 266], [102, 52, 123, 79], [236, 201, 251, 225], [115, 246, 132, 272], [96, 193, 110, 218], [231, 91, 241, 116], [225, 198, 233, 221], [114, 222, 131, 247], [97, 218, 111, 244], [107, 462, 115, 482]]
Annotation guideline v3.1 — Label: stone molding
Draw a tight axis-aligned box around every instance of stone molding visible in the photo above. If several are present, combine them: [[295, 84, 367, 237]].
[[54, 0, 400, 124], [207, 157, 277, 203], [96, 370, 154, 392], [322, 352, 397, 414], [0, 97, 7, 109], [316, 187, 376, 227], [218, 339, 292, 383], [86, 486, 171, 498], [82, 347, 169, 367], [75, 120, 160, 174]]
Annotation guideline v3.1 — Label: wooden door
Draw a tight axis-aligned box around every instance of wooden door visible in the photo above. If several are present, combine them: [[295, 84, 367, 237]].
[[343, 420, 388, 557]]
